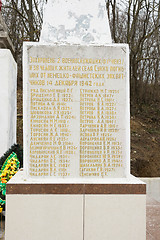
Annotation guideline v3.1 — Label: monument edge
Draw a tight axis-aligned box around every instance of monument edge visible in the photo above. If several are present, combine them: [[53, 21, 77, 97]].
[[23, 42, 29, 178]]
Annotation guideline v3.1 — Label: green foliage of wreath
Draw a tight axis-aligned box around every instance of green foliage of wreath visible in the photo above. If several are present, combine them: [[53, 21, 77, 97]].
[[0, 152, 20, 213]]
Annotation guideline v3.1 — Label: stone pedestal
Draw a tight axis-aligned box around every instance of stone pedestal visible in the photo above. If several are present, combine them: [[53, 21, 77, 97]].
[[5, 171, 146, 240], [0, 49, 17, 157]]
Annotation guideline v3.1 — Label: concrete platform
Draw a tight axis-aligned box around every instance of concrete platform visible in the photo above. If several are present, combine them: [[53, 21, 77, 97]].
[[4, 171, 146, 240], [0, 195, 159, 239]]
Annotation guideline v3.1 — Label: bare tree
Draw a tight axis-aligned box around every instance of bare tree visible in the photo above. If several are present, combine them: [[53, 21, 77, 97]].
[[1, 0, 46, 85], [107, 0, 160, 106], [1, 0, 160, 104]]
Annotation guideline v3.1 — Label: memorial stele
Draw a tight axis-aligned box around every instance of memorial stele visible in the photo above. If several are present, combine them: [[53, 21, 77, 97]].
[[0, 13, 17, 158], [23, 0, 130, 178]]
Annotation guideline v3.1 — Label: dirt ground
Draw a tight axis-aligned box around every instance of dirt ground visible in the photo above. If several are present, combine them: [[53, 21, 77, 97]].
[[17, 88, 160, 177], [131, 102, 160, 177], [17, 88, 23, 147]]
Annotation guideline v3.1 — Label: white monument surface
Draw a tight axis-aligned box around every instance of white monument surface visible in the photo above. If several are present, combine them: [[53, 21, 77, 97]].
[[0, 49, 17, 157], [40, 0, 112, 44], [24, 43, 130, 178]]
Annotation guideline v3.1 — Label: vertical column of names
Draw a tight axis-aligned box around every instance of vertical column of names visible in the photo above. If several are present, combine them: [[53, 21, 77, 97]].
[[28, 58, 78, 177], [79, 89, 123, 177]]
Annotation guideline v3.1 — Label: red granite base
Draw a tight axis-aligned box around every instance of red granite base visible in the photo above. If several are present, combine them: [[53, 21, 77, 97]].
[[6, 183, 146, 194]]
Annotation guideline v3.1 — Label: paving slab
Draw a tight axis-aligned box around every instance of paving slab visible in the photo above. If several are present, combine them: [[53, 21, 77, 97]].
[[147, 197, 160, 240], [0, 219, 5, 240]]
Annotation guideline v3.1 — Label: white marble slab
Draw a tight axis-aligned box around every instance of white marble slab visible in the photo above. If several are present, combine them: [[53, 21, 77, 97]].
[[8, 170, 145, 184], [0, 49, 17, 157], [40, 0, 112, 44], [23, 43, 130, 179], [85, 195, 146, 240], [6, 194, 83, 240]]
